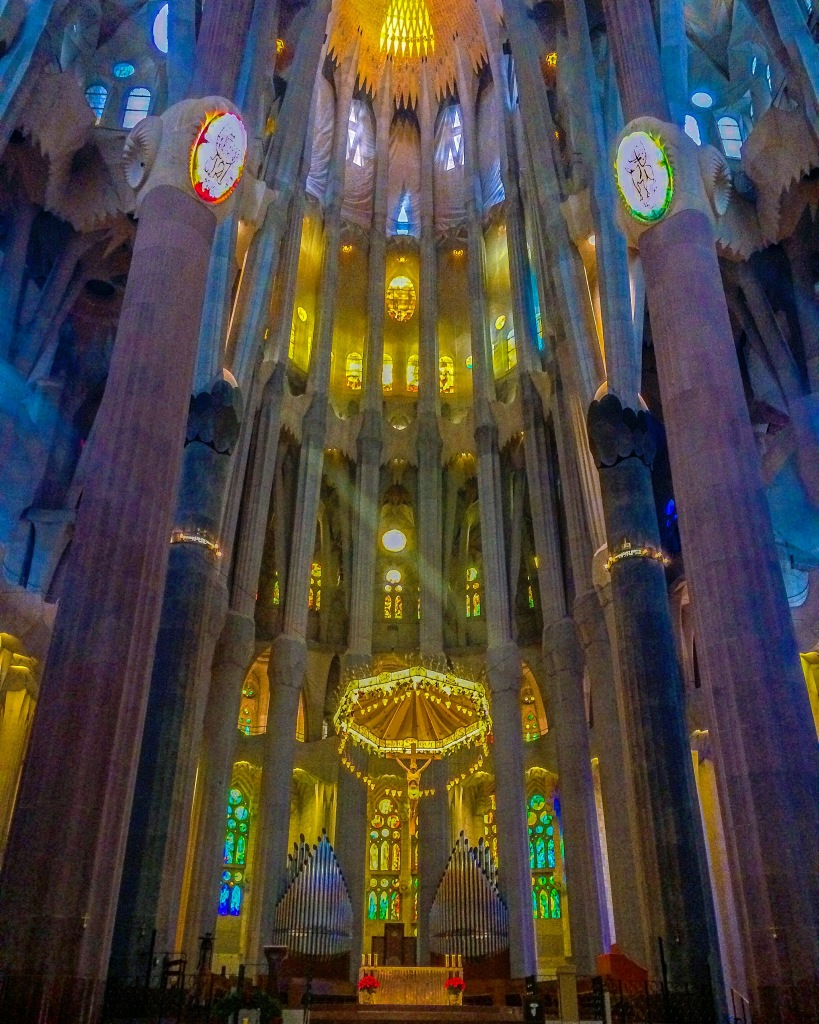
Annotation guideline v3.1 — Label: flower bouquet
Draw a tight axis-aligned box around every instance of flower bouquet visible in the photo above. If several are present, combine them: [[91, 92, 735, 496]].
[[358, 973, 380, 1003], [445, 976, 465, 1004]]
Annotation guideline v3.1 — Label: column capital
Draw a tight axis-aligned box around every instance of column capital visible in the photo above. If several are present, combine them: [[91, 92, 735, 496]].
[[270, 633, 307, 692], [587, 393, 655, 470], [124, 97, 249, 223], [612, 117, 731, 248]]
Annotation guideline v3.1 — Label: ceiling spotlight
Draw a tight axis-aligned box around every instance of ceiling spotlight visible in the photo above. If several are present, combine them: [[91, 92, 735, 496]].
[[691, 91, 713, 108]]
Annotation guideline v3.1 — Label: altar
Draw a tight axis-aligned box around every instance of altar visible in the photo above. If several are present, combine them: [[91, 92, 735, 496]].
[[358, 959, 464, 1005]]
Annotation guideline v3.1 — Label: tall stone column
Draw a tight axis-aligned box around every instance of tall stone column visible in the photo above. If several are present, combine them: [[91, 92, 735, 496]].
[[587, 395, 721, 996], [248, 49, 360, 962], [333, 742, 369, 973], [603, 0, 819, 1016], [182, 609, 256, 961], [417, 759, 451, 963], [479, 14, 607, 969], [455, 48, 537, 979], [0, 143, 237, 1024], [416, 62, 444, 655], [348, 64, 392, 659], [110, 378, 240, 979]]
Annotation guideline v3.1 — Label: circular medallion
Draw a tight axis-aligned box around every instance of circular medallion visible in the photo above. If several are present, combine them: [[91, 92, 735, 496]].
[[615, 130, 673, 224], [189, 110, 247, 205]]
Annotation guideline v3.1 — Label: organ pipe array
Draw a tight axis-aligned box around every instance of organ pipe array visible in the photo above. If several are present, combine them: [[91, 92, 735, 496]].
[[271, 832, 353, 956], [429, 832, 509, 959]]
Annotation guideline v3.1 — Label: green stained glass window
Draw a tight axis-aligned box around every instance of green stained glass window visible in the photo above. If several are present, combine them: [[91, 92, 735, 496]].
[[219, 787, 249, 916]]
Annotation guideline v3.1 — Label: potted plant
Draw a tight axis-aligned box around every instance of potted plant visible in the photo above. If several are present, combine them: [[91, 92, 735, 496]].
[[358, 973, 381, 1004], [212, 989, 282, 1023], [445, 976, 465, 1005]]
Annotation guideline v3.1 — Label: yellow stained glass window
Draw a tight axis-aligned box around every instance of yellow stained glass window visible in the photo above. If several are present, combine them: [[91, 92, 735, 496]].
[[386, 276, 417, 322], [346, 351, 362, 390], [382, 354, 394, 392], [407, 354, 419, 393], [439, 356, 454, 394], [308, 561, 321, 611]]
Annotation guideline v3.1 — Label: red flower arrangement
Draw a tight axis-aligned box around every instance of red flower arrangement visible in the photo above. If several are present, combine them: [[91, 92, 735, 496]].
[[358, 974, 380, 992], [445, 977, 465, 993]]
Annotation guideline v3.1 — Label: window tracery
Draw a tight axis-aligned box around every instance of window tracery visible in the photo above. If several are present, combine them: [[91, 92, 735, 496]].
[[528, 793, 561, 919], [439, 356, 454, 394], [367, 796, 402, 920], [85, 84, 107, 121], [384, 569, 403, 619], [346, 351, 363, 390], [717, 115, 742, 159], [308, 562, 321, 611], [465, 566, 481, 618], [382, 354, 394, 392], [406, 354, 419, 393], [219, 787, 249, 916], [122, 87, 151, 129]]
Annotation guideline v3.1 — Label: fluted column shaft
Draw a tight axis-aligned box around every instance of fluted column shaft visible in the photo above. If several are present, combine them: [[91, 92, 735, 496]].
[[249, 51, 359, 962], [182, 610, 256, 962], [348, 66, 392, 657], [416, 62, 444, 656], [0, 186, 216, 1024], [454, 51, 536, 979]]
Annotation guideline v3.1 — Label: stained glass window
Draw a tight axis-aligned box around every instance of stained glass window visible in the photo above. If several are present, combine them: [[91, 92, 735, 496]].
[[308, 562, 321, 611], [528, 793, 560, 919], [379, 0, 434, 57], [386, 276, 417, 322], [522, 685, 540, 742], [465, 567, 481, 618], [396, 194, 412, 235], [85, 84, 107, 121], [384, 569, 403, 619], [440, 106, 463, 171], [717, 116, 742, 159], [347, 102, 366, 167], [407, 355, 419, 393], [483, 794, 498, 863], [346, 351, 363, 390], [439, 356, 455, 394], [122, 87, 151, 129], [218, 787, 249, 916], [382, 354, 394, 392], [366, 796, 402, 920], [152, 3, 169, 53]]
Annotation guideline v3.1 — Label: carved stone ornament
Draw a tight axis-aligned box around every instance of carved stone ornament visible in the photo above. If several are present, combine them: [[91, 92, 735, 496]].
[[121, 95, 247, 222], [613, 116, 731, 247]]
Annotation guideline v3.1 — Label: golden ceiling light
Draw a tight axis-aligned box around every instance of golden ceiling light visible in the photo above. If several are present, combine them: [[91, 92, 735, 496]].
[[341, 243, 354, 253], [379, 0, 435, 58]]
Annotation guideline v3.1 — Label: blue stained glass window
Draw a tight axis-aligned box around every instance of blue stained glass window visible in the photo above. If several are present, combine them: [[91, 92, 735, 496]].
[[113, 62, 135, 78], [219, 884, 230, 915], [122, 87, 151, 129], [85, 84, 108, 121], [218, 787, 249, 916], [528, 793, 561, 919], [547, 837, 555, 869], [229, 884, 243, 915]]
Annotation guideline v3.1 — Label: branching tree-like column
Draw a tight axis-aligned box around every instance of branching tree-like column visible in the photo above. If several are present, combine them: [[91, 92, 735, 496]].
[[602, 0, 819, 1016], [0, 3, 254, 1016]]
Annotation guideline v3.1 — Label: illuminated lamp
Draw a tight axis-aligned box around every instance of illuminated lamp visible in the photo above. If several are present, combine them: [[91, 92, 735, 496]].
[[691, 91, 713, 108], [341, 243, 354, 254], [614, 130, 673, 224], [276, 38, 286, 55], [190, 110, 248, 205], [452, 248, 464, 257], [545, 51, 557, 67], [382, 529, 407, 552]]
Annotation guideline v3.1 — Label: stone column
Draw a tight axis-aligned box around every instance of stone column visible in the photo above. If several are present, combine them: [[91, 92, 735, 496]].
[[182, 609, 256, 962], [110, 378, 240, 979], [416, 63, 444, 655], [248, 49, 360, 962], [603, 0, 819, 1015], [455, 48, 537, 979], [417, 759, 451, 963], [348, 64, 392, 658], [333, 742, 369, 974], [480, 14, 607, 969], [586, 395, 721, 995], [0, 177, 219, 1024]]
